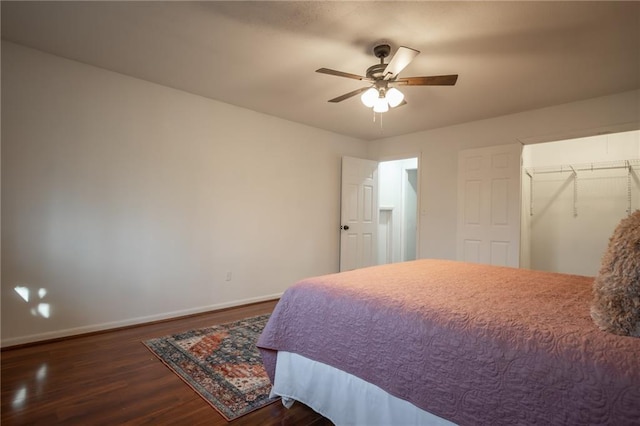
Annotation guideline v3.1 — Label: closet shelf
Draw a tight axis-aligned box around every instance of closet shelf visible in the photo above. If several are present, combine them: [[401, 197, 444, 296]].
[[524, 159, 640, 177], [524, 159, 640, 217]]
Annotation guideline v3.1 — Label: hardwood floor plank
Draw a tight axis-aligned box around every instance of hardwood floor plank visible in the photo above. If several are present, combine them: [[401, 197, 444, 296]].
[[1, 301, 332, 425]]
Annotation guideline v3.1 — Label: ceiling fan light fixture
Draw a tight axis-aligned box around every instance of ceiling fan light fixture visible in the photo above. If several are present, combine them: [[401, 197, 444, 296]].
[[373, 96, 389, 113], [386, 87, 404, 108], [360, 87, 378, 108]]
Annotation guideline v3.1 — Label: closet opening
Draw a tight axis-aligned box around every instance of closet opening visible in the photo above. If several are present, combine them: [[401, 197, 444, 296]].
[[521, 130, 640, 276]]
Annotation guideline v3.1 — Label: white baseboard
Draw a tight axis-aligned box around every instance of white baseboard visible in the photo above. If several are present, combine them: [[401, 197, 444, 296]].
[[1, 292, 283, 348]]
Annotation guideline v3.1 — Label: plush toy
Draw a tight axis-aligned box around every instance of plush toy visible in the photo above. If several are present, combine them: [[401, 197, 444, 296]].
[[591, 210, 640, 337]]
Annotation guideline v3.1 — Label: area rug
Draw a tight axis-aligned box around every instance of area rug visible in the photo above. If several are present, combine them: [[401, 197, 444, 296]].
[[143, 314, 279, 421]]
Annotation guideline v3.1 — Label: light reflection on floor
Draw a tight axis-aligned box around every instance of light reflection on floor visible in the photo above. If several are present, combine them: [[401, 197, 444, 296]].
[[11, 363, 49, 410], [12, 386, 27, 409]]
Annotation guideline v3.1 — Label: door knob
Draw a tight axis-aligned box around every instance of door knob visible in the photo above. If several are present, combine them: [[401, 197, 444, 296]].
[[341, 225, 349, 230]]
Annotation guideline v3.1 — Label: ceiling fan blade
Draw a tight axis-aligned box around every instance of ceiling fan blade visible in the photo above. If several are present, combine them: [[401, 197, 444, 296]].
[[328, 87, 370, 103], [316, 68, 366, 81], [383, 46, 420, 81], [396, 75, 459, 86]]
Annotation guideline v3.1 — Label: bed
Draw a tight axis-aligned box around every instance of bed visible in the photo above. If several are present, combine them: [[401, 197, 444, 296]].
[[257, 259, 640, 425]]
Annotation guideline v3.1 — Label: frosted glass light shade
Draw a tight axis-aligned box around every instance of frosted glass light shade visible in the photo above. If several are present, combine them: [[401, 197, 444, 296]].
[[373, 97, 389, 113], [386, 88, 404, 108], [360, 88, 378, 107]]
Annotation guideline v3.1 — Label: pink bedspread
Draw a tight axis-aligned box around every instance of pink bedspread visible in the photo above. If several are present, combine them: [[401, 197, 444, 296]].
[[257, 259, 640, 425]]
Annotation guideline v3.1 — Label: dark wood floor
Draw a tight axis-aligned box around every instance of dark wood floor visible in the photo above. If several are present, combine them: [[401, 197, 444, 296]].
[[1, 300, 333, 425]]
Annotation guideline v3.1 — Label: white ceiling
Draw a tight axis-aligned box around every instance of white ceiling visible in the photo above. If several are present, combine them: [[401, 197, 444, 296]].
[[2, 1, 639, 141]]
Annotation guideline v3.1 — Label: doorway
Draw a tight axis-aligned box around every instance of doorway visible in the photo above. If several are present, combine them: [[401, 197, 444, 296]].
[[377, 157, 418, 264]]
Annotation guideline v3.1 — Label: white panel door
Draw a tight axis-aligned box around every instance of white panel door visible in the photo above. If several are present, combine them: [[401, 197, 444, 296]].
[[457, 144, 522, 267], [341, 157, 378, 272]]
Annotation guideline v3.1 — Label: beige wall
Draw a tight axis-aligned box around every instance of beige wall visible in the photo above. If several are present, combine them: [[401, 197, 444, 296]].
[[1, 42, 367, 346]]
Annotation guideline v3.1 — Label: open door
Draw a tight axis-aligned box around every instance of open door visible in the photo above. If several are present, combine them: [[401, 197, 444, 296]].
[[457, 144, 522, 267], [340, 157, 378, 271]]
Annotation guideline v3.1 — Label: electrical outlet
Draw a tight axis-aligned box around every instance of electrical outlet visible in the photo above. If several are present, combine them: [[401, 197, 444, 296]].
[[225, 271, 232, 282]]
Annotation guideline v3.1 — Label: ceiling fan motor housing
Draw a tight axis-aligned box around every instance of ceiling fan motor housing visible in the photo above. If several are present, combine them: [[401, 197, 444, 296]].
[[366, 63, 388, 80]]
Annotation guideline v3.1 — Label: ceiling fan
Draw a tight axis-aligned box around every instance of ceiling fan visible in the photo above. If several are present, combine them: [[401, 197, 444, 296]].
[[316, 44, 458, 113]]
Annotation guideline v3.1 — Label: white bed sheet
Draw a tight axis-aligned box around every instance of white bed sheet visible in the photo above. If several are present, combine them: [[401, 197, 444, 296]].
[[270, 351, 456, 426]]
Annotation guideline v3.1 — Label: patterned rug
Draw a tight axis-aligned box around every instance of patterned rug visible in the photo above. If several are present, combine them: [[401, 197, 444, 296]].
[[143, 314, 279, 421]]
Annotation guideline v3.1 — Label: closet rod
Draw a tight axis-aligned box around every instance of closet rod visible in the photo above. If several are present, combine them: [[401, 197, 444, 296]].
[[525, 159, 640, 176]]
